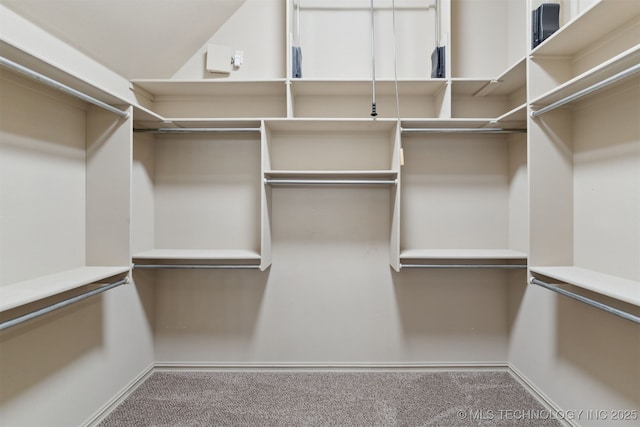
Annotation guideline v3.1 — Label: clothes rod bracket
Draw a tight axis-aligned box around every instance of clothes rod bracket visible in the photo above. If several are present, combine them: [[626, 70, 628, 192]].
[[0, 277, 129, 332], [0, 56, 130, 119], [530, 277, 640, 324]]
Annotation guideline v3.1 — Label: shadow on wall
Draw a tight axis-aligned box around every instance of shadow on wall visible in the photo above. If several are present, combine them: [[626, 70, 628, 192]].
[[391, 268, 510, 334], [152, 269, 269, 337], [391, 268, 512, 361], [556, 289, 640, 405], [0, 294, 102, 405], [132, 269, 158, 334]]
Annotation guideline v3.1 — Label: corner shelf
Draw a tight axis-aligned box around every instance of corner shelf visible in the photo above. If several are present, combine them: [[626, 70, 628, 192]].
[[130, 79, 288, 97], [0, 266, 130, 312], [530, 266, 640, 307], [531, 0, 640, 58], [130, 79, 288, 119]]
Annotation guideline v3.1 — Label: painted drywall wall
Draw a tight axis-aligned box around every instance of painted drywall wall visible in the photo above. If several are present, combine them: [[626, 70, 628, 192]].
[[0, 22, 155, 427], [173, 0, 285, 80]]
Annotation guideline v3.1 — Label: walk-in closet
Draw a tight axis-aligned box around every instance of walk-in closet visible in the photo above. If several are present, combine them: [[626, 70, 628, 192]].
[[0, 0, 638, 425]]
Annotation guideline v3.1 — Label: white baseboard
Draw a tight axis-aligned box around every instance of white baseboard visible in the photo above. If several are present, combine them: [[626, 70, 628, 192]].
[[508, 364, 577, 427], [82, 363, 155, 427], [153, 361, 509, 372]]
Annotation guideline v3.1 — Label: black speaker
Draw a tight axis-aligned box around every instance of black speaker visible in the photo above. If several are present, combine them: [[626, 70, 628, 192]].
[[431, 45, 445, 78], [532, 3, 560, 49]]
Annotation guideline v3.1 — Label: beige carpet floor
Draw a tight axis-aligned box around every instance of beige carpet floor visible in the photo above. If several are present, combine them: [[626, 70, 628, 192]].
[[99, 370, 563, 426]]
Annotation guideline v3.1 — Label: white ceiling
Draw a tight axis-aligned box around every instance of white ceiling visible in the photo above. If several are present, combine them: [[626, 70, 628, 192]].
[[1, 0, 247, 79]]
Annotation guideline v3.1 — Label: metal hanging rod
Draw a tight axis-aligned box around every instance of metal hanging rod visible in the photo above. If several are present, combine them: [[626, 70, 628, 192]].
[[134, 264, 260, 270], [531, 63, 640, 117], [0, 277, 129, 332], [0, 56, 129, 119], [401, 128, 527, 134], [401, 264, 527, 269], [530, 278, 640, 325], [133, 128, 261, 134], [264, 178, 398, 185]]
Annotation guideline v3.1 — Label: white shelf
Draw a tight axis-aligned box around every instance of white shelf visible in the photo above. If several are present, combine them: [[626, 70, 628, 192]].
[[130, 79, 287, 98], [132, 104, 166, 123], [266, 118, 397, 132], [265, 170, 397, 178], [451, 58, 525, 97], [530, 45, 640, 110], [290, 79, 446, 96], [401, 119, 496, 129], [531, 0, 640, 57], [493, 103, 527, 126], [0, 266, 130, 312], [0, 40, 129, 108], [400, 249, 527, 260], [163, 119, 262, 129], [133, 249, 261, 261], [531, 266, 640, 307]]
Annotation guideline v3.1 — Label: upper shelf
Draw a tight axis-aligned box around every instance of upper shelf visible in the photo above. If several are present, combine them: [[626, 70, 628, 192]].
[[265, 118, 397, 132], [130, 79, 287, 99], [0, 266, 130, 313], [133, 249, 261, 262], [530, 45, 640, 112], [400, 249, 527, 260], [531, 0, 640, 57], [290, 79, 446, 96], [451, 58, 526, 97], [531, 266, 640, 307]]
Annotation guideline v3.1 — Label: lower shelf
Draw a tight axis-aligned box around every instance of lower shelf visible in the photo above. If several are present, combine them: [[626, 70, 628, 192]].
[[530, 266, 640, 307], [132, 249, 262, 269], [399, 249, 528, 269], [0, 266, 130, 312]]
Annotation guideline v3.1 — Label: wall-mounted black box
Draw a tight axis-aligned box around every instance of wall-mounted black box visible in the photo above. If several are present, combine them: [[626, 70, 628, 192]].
[[532, 3, 560, 49]]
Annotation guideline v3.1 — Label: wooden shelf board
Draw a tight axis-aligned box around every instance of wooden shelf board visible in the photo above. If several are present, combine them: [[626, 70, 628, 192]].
[[531, 266, 640, 307], [401, 119, 493, 129], [266, 118, 397, 132], [0, 40, 129, 106], [531, 0, 640, 57], [265, 170, 398, 178], [290, 79, 446, 96], [0, 266, 130, 312], [167, 119, 263, 129], [451, 79, 489, 96], [400, 249, 527, 260], [130, 79, 287, 97], [451, 58, 526, 97], [493, 57, 526, 95], [133, 249, 261, 261], [494, 103, 527, 125], [530, 45, 640, 109], [132, 104, 165, 123]]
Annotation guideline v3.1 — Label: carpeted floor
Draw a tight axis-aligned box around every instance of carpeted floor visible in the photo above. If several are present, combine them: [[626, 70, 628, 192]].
[[98, 370, 564, 426]]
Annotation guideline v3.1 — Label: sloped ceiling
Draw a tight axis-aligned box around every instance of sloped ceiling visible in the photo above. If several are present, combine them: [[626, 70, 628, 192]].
[[1, 0, 247, 79]]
